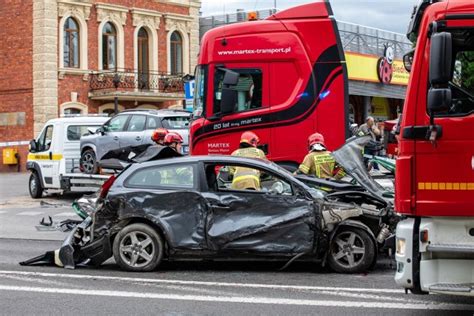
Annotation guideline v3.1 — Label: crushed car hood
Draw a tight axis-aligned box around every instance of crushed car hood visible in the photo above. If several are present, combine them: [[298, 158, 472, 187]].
[[331, 135, 390, 201]]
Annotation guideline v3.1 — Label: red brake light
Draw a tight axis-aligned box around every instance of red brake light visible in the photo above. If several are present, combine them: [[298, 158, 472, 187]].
[[100, 175, 116, 198]]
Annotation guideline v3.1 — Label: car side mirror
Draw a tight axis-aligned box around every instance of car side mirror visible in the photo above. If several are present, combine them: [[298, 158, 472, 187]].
[[29, 139, 37, 152], [429, 32, 452, 85], [428, 87, 451, 113], [97, 126, 106, 135], [221, 88, 237, 115]]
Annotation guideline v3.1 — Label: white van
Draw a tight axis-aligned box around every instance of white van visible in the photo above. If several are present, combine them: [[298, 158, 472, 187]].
[[26, 116, 110, 198]]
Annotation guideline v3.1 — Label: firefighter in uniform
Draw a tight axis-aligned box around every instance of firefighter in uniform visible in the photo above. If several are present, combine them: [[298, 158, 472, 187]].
[[230, 131, 267, 190], [296, 132, 345, 179], [151, 128, 169, 145], [163, 132, 191, 185]]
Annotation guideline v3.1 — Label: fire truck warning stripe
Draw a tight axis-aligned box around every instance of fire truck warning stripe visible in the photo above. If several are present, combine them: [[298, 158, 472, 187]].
[[418, 182, 474, 191]]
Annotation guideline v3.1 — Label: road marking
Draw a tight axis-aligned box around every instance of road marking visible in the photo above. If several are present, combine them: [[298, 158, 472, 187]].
[[0, 211, 7, 215], [16, 211, 44, 216], [0, 285, 472, 310], [0, 270, 402, 294], [54, 212, 77, 217]]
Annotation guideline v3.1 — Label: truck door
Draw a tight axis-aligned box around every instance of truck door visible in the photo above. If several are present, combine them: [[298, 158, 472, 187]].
[[413, 25, 474, 216], [204, 63, 271, 156], [33, 124, 58, 188]]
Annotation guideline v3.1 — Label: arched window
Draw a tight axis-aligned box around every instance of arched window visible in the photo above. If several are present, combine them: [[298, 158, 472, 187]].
[[64, 17, 80, 68], [63, 108, 82, 115], [170, 31, 183, 74], [102, 22, 117, 70], [138, 28, 149, 89]]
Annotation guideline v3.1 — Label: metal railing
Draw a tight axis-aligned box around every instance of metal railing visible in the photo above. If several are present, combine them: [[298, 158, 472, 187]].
[[89, 69, 185, 93]]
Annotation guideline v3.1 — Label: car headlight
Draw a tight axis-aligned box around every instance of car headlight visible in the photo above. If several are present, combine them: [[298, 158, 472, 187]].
[[396, 237, 406, 256]]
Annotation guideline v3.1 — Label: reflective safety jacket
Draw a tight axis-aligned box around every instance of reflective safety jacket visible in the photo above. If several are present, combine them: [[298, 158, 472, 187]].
[[298, 151, 345, 179], [230, 147, 267, 190]]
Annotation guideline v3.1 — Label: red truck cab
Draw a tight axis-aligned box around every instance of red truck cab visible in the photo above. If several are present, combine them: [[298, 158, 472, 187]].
[[395, 0, 474, 296], [190, 1, 348, 169]]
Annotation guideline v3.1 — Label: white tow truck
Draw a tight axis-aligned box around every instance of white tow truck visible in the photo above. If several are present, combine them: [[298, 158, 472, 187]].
[[26, 116, 111, 198]]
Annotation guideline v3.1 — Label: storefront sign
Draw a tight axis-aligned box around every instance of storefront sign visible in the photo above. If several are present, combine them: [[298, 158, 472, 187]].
[[345, 51, 409, 85]]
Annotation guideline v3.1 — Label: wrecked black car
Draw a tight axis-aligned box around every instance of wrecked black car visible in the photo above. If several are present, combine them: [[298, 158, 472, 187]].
[[23, 151, 397, 274]]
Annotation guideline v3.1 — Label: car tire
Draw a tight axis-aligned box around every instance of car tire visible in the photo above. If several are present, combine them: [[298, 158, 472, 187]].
[[80, 149, 98, 174], [29, 172, 44, 199], [113, 223, 164, 272], [327, 226, 375, 274]]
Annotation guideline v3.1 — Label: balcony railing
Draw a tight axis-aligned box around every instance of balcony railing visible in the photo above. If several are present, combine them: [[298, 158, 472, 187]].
[[89, 69, 185, 93]]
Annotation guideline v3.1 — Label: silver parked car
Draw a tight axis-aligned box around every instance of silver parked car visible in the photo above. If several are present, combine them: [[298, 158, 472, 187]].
[[80, 109, 190, 174]]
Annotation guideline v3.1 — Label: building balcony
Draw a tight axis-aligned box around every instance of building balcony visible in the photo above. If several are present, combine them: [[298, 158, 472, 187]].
[[88, 69, 185, 102]]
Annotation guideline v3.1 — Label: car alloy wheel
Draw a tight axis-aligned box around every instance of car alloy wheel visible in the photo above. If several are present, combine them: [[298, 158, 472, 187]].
[[80, 149, 98, 174], [119, 231, 155, 268], [113, 223, 164, 272], [328, 226, 375, 273]]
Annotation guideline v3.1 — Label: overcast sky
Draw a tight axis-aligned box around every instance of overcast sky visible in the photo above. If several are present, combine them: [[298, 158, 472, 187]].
[[201, 0, 419, 34]]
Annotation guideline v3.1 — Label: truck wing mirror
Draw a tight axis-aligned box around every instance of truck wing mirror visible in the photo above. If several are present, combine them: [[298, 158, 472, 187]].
[[428, 87, 451, 113], [403, 50, 414, 73], [29, 139, 37, 153], [223, 70, 239, 86], [429, 32, 452, 85], [221, 88, 237, 114]]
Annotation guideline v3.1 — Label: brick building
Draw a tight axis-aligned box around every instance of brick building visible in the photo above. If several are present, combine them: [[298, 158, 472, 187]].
[[0, 0, 201, 172]]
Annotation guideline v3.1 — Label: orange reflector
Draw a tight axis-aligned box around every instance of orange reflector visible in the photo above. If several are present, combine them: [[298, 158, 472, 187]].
[[247, 12, 258, 20], [420, 229, 429, 243]]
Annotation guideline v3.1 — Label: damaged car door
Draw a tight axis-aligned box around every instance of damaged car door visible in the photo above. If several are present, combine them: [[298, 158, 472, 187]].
[[201, 162, 318, 255]]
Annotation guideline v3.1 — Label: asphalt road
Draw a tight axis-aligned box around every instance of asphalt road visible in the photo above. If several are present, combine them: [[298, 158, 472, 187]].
[[0, 173, 473, 315]]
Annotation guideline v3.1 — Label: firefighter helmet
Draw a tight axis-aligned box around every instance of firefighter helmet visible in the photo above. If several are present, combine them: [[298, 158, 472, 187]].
[[308, 132, 325, 147], [164, 132, 183, 145], [151, 128, 169, 143], [240, 131, 260, 147]]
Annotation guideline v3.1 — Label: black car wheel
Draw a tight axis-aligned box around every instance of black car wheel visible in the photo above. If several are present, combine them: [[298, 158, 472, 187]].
[[29, 172, 43, 199], [113, 223, 164, 272], [328, 226, 375, 274], [80, 149, 98, 174]]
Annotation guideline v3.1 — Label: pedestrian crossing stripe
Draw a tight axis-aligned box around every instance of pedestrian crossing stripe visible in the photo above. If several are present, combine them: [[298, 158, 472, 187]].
[[418, 182, 474, 191]]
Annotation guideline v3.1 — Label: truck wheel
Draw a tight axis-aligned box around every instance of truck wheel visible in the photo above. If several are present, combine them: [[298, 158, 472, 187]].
[[328, 226, 375, 274], [80, 149, 98, 174], [29, 172, 43, 199], [113, 223, 164, 272]]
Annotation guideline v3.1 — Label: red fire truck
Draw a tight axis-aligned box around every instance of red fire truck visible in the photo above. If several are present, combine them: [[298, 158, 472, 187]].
[[189, 1, 348, 169], [395, 0, 474, 296]]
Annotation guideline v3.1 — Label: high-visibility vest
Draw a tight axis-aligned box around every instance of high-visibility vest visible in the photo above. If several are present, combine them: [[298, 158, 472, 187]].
[[230, 147, 267, 190], [298, 151, 345, 179]]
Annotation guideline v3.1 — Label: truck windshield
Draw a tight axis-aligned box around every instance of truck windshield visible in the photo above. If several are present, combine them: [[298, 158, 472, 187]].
[[193, 65, 206, 118]]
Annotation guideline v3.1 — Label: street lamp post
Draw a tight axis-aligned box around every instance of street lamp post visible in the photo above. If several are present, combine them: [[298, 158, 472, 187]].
[[113, 72, 120, 115]]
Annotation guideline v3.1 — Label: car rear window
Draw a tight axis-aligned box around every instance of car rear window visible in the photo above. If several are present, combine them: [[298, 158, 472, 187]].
[[67, 125, 101, 141], [125, 164, 195, 189], [161, 116, 189, 129]]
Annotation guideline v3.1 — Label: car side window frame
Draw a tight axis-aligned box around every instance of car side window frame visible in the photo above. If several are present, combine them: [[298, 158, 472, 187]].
[[124, 163, 198, 190], [126, 115, 147, 132], [37, 124, 54, 152], [204, 162, 294, 196], [145, 115, 162, 130], [105, 114, 130, 132]]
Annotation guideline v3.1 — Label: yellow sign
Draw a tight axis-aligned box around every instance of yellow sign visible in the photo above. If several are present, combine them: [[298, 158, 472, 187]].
[[345, 52, 410, 86]]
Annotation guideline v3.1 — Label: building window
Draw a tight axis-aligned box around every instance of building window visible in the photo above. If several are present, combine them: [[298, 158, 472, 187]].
[[64, 17, 80, 68], [170, 31, 183, 74], [138, 28, 149, 89], [102, 22, 117, 70], [63, 108, 82, 115]]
